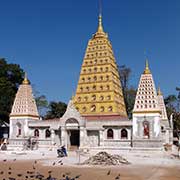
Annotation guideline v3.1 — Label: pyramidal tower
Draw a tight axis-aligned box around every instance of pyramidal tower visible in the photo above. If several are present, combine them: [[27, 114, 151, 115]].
[[157, 87, 168, 121], [133, 60, 161, 114], [157, 87, 173, 144], [73, 13, 127, 118], [9, 74, 39, 139], [132, 60, 162, 148]]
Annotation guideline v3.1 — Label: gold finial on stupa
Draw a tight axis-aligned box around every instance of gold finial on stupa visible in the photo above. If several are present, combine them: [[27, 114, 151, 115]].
[[97, 14, 104, 33], [157, 87, 163, 96], [144, 59, 151, 74], [22, 72, 30, 85], [96, 0, 104, 33]]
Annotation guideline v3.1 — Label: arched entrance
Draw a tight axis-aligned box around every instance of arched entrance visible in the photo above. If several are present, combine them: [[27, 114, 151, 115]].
[[65, 118, 80, 150]]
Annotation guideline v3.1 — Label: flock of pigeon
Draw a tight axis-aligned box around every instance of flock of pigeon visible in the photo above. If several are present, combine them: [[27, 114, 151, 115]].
[[0, 158, 121, 180]]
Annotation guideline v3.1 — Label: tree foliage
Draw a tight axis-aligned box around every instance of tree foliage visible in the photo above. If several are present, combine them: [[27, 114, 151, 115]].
[[45, 101, 67, 119], [35, 94, 48, 118], [164, 91, 180, 131], [0, 58, 24, 122], [118, 65, 136, 118]]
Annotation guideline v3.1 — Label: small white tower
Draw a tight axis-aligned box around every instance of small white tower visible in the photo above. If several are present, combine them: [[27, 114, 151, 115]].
[[157, 87, 173, 144], [132, 60, 162, 148], [9, 73, 39, 139]]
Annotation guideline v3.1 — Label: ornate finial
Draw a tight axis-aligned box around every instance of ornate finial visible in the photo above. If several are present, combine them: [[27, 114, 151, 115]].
[[97, 0, 104, 33], [157, 87, 163, 96], [97, 13, 104, 33], [144, 59, 151, 74], [22, 72, 30, 85]]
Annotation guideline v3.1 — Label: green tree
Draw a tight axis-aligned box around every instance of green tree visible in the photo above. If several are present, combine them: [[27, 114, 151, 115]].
[[164, 92, 180, 131], [33, 87, 48, 118], [118, 65, 136, 118], [35, 94, 48, 118], [45, 101, 67, 119], [164, 95, 177, 118], [0, 58, 24, 122]]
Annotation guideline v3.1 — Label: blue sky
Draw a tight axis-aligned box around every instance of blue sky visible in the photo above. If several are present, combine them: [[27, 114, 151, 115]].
[[0, 0, 179, 103]]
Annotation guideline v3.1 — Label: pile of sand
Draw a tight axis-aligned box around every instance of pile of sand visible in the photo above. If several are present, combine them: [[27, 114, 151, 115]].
[[82, 151, 130, 166]]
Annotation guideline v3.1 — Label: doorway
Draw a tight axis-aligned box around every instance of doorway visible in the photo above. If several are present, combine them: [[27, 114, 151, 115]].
[[69, 130, 80, 150]]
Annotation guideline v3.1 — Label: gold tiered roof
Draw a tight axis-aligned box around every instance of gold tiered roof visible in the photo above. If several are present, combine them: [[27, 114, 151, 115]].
[[73, 14, 127, 118], [10, 74, 39, 119]]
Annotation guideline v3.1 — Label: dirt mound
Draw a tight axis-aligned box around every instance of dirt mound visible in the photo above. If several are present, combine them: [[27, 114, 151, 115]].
[[82, 151, 130, 166]]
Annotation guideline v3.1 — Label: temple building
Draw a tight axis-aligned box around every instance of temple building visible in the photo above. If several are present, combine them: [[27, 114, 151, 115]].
[[73, 14, 127, 118], [8, 12, 172, 150], [132, 61, 172, 147]]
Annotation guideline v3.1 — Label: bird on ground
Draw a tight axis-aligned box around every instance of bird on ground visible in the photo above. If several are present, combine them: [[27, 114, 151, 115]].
[[115, 174, 121, 180], [75, 175, 81, 179], [3, 159, 7, 162], [107, 170, 111, 175], [8, 177, 15, 180], [58, 160, 62, 164], [52, 162, 56, 166], [65, 176, 70, 180], [48, 170, 52, 174]]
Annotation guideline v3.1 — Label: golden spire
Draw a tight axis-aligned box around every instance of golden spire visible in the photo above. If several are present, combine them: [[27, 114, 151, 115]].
[[157, 87, 163, 96], [97, 14, 104, 33], [96, 0, 105, 34], [22, 72, 30, 85], [144, 59, 151, 74]]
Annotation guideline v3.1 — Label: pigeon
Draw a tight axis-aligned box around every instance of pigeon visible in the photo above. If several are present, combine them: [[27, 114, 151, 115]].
[[48, 170, 52, 174], [8, 178, 15, 180], [35, 173, 44, 179], [52, 162, 56, 166], [75, 175, 81, 179], [17, 173, 22, 177], [107, 170, 111, 175], [115, 174, 120, 180], [58, 160, 62, 163]]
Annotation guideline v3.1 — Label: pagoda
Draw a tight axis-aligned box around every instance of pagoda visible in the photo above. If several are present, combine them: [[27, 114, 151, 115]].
[[133, 60, 161, 114], [73, 14, 127, 119], [132, 60, 162, 148], [9, 74, 39, 139], [157, 87, 168, 121]]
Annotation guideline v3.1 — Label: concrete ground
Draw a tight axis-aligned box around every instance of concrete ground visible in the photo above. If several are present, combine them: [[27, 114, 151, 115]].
[[0, 145, 179, 180]]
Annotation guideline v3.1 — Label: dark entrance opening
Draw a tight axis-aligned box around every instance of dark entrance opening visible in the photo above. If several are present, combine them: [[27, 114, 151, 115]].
[[70, 130, 80, 147]]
